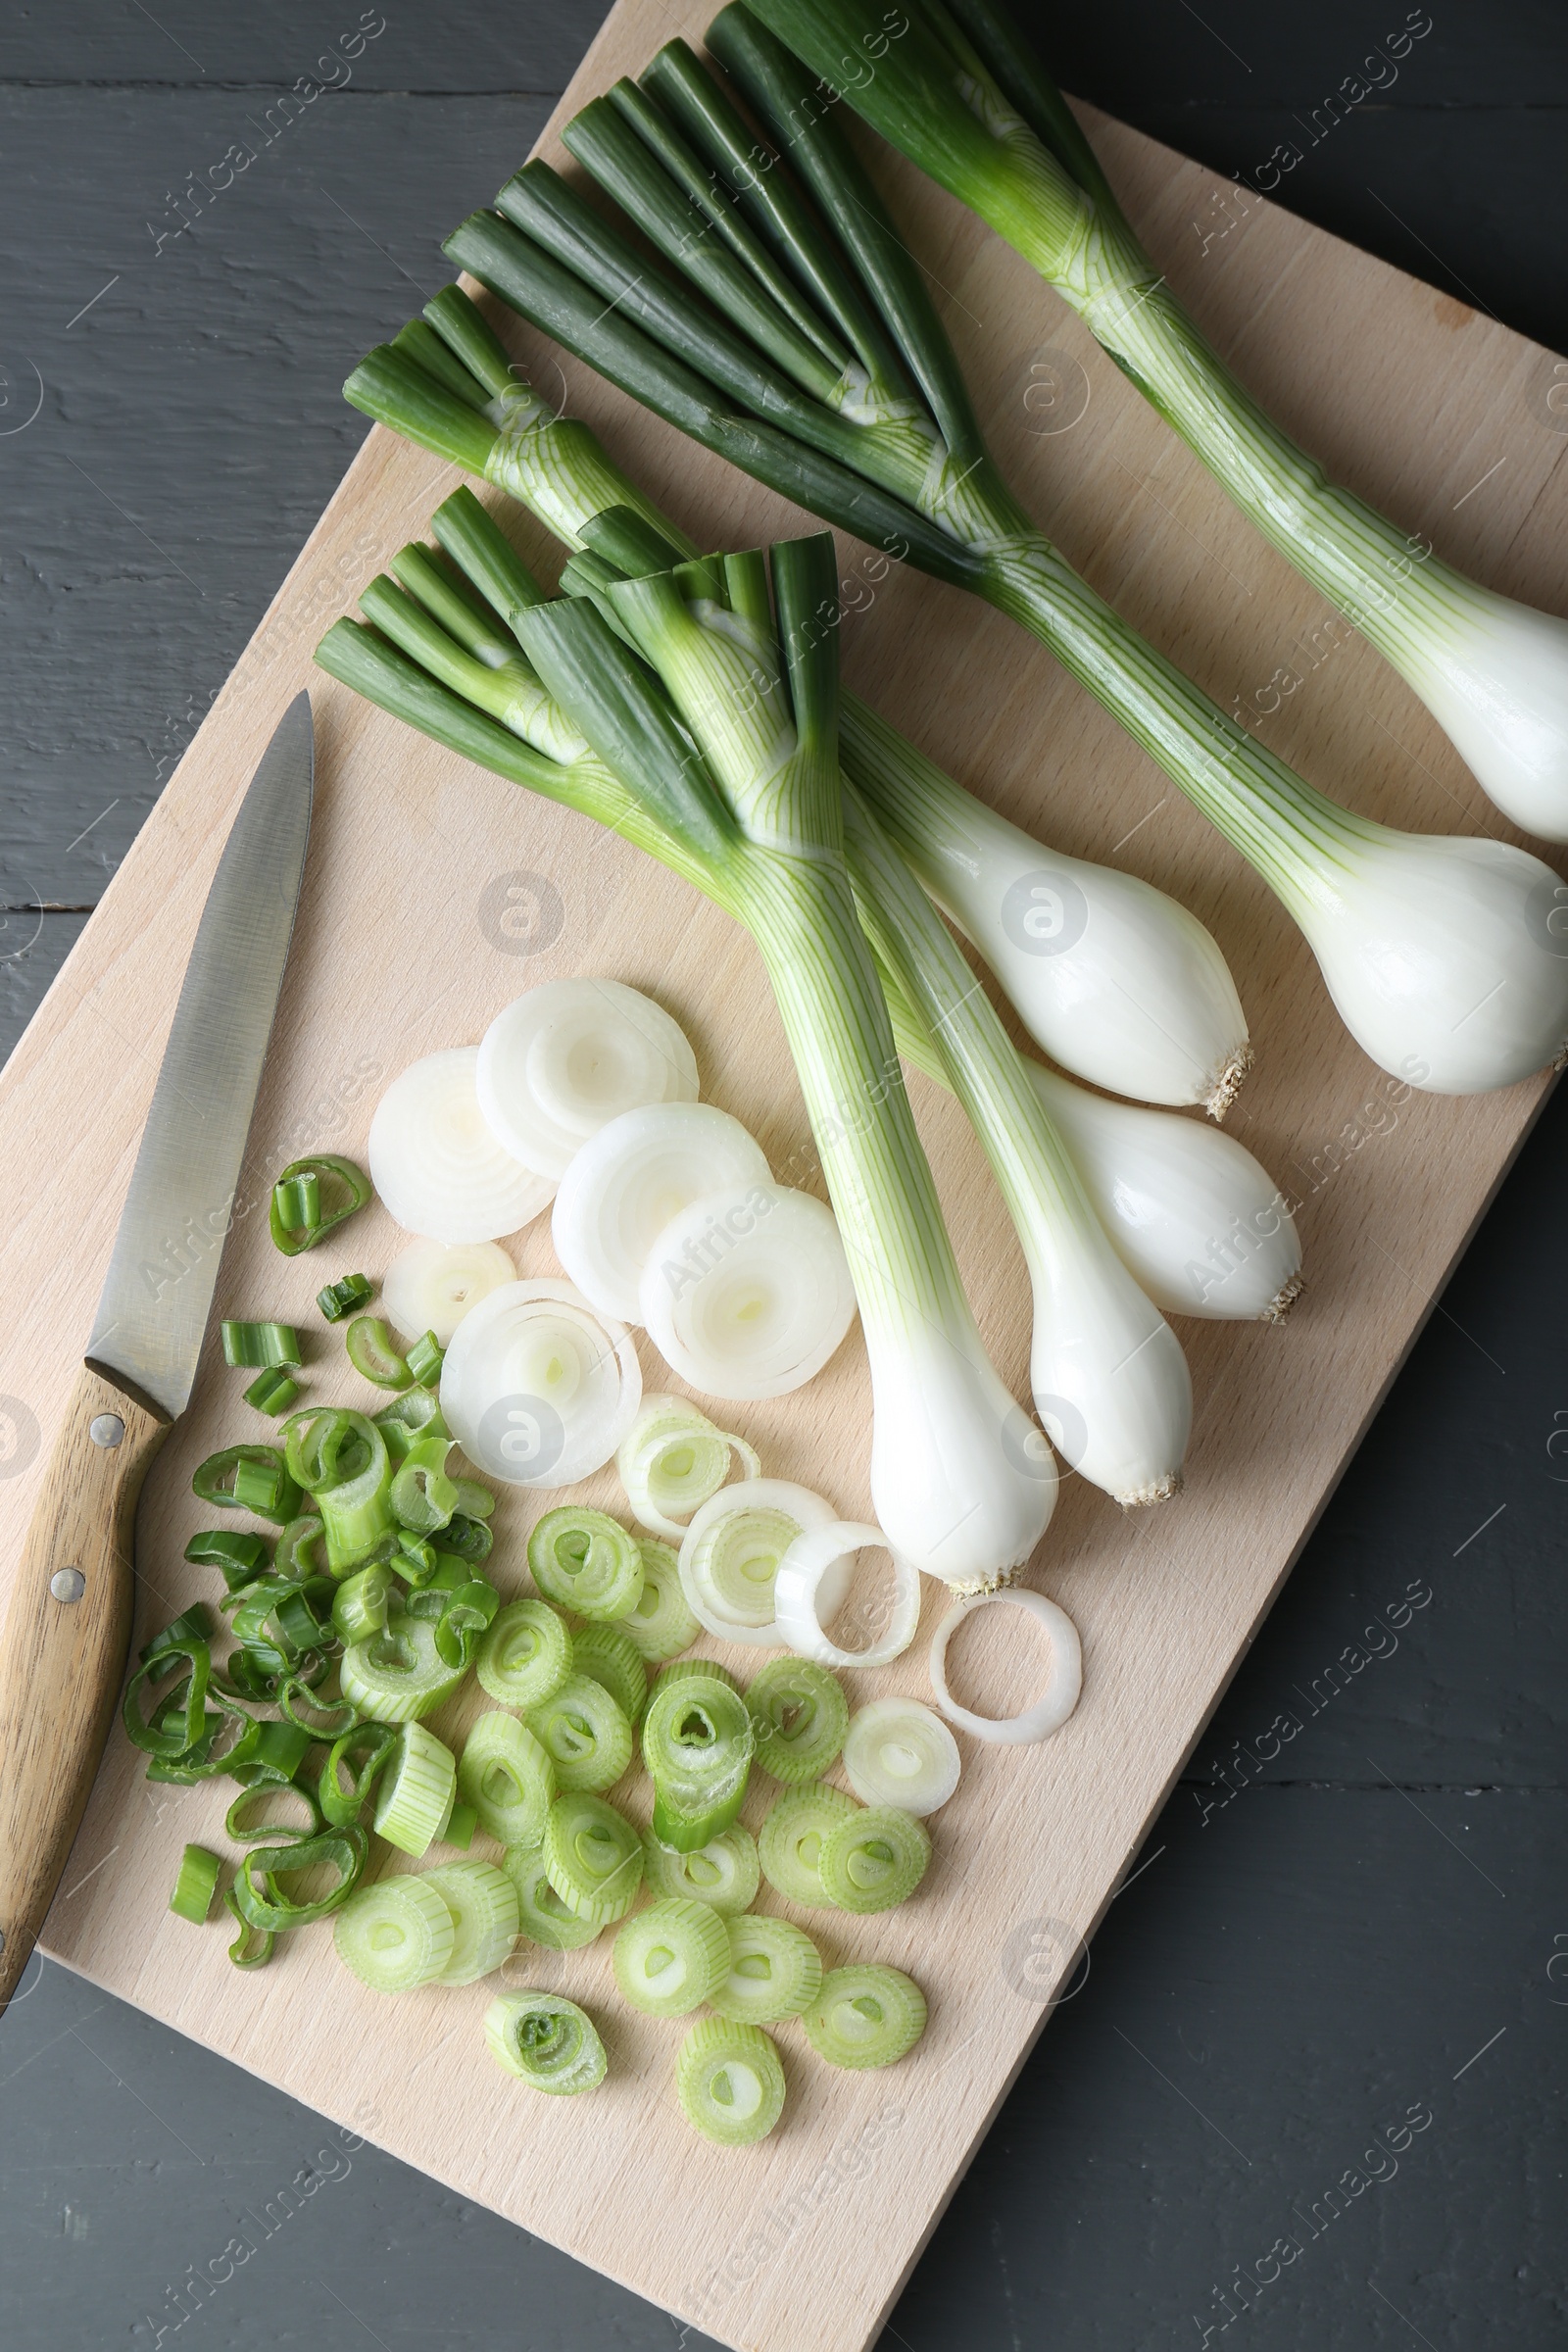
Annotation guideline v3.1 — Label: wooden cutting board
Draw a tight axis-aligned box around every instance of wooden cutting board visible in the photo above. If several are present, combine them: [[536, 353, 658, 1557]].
[[3, 4, 1564, 2345]]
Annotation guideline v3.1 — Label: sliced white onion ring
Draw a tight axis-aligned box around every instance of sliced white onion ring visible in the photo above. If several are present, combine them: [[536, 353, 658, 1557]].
[[368, 1049, 554, 1244], [476, 978, 699, 1180], [439, 1278, 641, 1488], [678, 1478, 842, 1648], [927, 1588, 1082, 1745], [614, 1393, 761, 1542], [553, 1102, 769, 1324], [773, 1521, 922, 1670], [842, 1698, 961, 1816], [640, 1180, 857, 1401], [382, 1239, 516, 1346]]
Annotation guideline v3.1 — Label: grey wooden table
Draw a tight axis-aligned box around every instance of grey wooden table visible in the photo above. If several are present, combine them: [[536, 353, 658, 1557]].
[[1, 5, 1564, 2347]]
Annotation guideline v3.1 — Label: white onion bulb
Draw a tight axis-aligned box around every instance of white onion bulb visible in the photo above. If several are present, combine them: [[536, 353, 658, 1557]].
[[552, 1102, 769, 1323], [639, 1180, 858, 1400], [382, 1239, 516, 1346], [368, 1049, 554, 1243], [439, 1277, 641, 1487], [677, 1478, 842, 1647], [928, 1588, 1082, 1745], [772, 1520, 922, 1669], [842, 1697, 961, 1815], [476, 977, 699, 1179]]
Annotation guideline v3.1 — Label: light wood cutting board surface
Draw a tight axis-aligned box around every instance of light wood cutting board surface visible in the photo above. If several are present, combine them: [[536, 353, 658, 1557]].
[[1, 3, 1564, 2346]]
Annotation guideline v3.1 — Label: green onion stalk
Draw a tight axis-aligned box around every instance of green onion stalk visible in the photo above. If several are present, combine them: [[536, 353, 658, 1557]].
[[747, 0, 1568, 847], [433, 18, 1568, 1096], [317, 512, 1055, 1589]]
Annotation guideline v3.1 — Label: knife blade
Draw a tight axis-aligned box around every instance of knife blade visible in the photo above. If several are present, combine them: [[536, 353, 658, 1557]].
[[0, 692, 314, 2009]]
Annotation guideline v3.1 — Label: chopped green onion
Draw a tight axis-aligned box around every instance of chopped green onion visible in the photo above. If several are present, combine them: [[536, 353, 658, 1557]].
[[276, 1679, 357, 1740], [818, 1804, 930, 1915], [222, 1716, 314, 1787], [746, 1658, 849, 1785], [232, 1455, 292, 1517], [221, 1319, 303, 1369], [389, 1435, 459, 1536], [332, 1562, 392, 1642], [458, 1710, 556, 1846], [612, 1895, 729, 2016], [614, 1395, 760, 1541], [640, 1823, 759, 1916], [373, 1388, 450, 1460], [224, 1779, 321, 1843], [450, 1478, 494, 1521], [435, 1509, 492, 1564], [802, 1962, 927, 2069], [620, 1538, 700, 1662], [340, 1615, 466, 1723], [443, 1801, 478, 1849], [138, 1604, 213, 1668], [270, 1153, 370, 1255], [334, 1873, 456, 1989], [641, 1675, 754, 1853], [405, 1330, 445, 1388], [223, 1885, 274, 1969], [393, 1534, 440, 1586], [318, 1272, 374, 1323], [231, 1826, 368, 1932], [675, 2018, 786, 2146], [169, 1842, 221, 1925], [543, 1791, 643, 1925], [290, 1409, 395, 1571], [475, 1600, 573, 1711], [485, 1991, 607, 2093], [272, 1514, 327, 1580], [649, 1657, 738, 1699], [500, 1840, 603, 1949], [317, 1721, 397, 1829], [710, 1913, 823, 2025], [526, 1674, 633, 1794], [430, 1572, 500, 1672], [243, 1366, 300, 1416], [526, 1506, 644, 1620], [757, 1782, 858, 1908], [122, 1637, 211, 1757], [843, 1696, 961, 1815], [346, 1314, 414, 1392], [184, 1528, 270, 1588], [192, 1445, 302, 1526], [568, 1620, 647, 1726], [421, 1860, 521, 1984], [373, 1721, 457, 1856]]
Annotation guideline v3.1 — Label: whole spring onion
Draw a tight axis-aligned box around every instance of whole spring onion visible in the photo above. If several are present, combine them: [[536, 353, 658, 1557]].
[[642, 1674, 756, 1851], [527, 1505, 644, 1619], [527, 1674, 635, 1793], [641, 1822, 760, 1915], [447, 23, 1568, 1097], [368, 1048, 555, 1243], [620, 1538, 701, 1662], [334, 1873, 456, 1990], [543, 1790, 645, 1924], [929, 1585, 1083, 1743], [270, 1153, 369, 1255], [612, 1894, 731, 2016], [421, 1860, 521, 1985], [554, 1103, 770, 1326], [372, 1721, 457, 1856], [818, 1804, 931, 1913], [476, 975, 700, 1178], [614, 1393, 761, 1543], [760, 0, 1568, 846], [803, 1962, 927, 2069], [711, 1913, 823, 2025], [458, 1710, 555, 1846], [746, 1657, 849, 1784], [757, 1780, 858, 1908], [501, 1839, 603, 1950], [569, 1621, 649, 1726], [843, 1697, 961, 1815], [485, 1991, 608, 2093], [676, 2018, 786, 2145], [475, 1597, 574, 1710], [382, 1238, 514, 1346]]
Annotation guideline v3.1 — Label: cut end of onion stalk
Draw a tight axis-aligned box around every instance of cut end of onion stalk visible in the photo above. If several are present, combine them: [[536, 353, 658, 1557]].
[[369, 1049, 554, 1243], [440, 1278, 641, 1486], [1203, 1043, 1254, 1123], [476, 976, 699, 1179], [1263, 1271, 1306, 1326]]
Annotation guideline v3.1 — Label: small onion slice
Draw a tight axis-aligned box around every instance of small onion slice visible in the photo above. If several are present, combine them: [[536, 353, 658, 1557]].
[[678, 1479, 843, 1649], [382, 1238, 515, 1346], [843, 1698, 960, 1816], [927, 1588, 1082, 1745], [439, 1278, 641, 1488], [552, 1102, 769, 1324], [773, 1521, 921, 1670], [369, 1049, 554, 1243], [640, 1180, 856, 1400], [477, 978, 699, 1180], [615, 1393, 760, 1541]]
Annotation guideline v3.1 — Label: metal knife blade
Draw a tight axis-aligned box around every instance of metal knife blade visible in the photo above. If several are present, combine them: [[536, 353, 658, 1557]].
[[85, 692, 314, 1418]]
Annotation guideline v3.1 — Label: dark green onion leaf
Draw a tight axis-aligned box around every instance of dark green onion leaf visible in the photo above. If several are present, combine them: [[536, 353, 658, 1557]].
[[222, 1884, 276, 1970], [243, 1365, 301, 1416], [184, 1529, 271, 1587], [317, 1271, 375, 1323], [269, 1154, 371, 1256], [221, 1319, 303, 1369], [192, 1445, 303, 1527]]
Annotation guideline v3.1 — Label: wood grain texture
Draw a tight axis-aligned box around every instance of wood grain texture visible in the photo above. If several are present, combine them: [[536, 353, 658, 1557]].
[[0, 1, 1562, 2345], [0, 1366, 166, 2008]]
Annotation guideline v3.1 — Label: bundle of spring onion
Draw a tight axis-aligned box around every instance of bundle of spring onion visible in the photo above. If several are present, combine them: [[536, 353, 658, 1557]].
[[746, 0, 1568, 848], [425, 19, 1568, 1096]]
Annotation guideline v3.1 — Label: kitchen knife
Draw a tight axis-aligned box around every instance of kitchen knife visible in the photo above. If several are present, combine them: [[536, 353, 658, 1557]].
[[0, 692, 314, 2010]]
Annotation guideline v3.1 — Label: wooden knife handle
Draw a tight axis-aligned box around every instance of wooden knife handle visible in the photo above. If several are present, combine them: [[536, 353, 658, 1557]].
[[0, 1366, 168, 2010]]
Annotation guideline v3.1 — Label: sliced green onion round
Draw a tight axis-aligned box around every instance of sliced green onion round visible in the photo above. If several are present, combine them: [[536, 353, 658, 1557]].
[[270, 1153, 369, 1255], [406, 1331, 445, 1389], [843, 1698, 961, 1816], [169, 1842, 221, 1924], [347, 1314, 414, 1391], [192, 1444, 302, 1526], [223, 1886, 274, 1969], [773, 1521, 921, 1669], [458, 1710, 555, 1846], [758, 1782, 858, 1909], [568, 1620, 648, 1725], [649, 1656, 737, 1701], [221, 1319, 303, 1369], [621, 1538, 701, 1662], [244, 1365, 301, 1417], [332, 1562, 392, 1642], [443, 1801, 478, 1849], [318, 1271, 374, 1323], [710, 1914, 823, 2025], [612, 1895, 730, 2017], [641, 1823, 760, 1915], [543, 1791, 644, 1925], [232, 1827, 368, 1931], [747, 1659, 849, 1785], [421, 1860, 520, 1984], [319, 1721, 399, 1828], [678, 1479, 838, 1646], [225, 1779, 321, 1844], [334, 1873, 456, 1990], [501, 1840, 602, 1949], [485, 1991, 607, 2093], [675, 2018, 786, 2146], [614, 1393, 760, 1542], [185, 1528, 270, 1587], [928, 1588, 1084, 1744], [803, 1964, 927, 2070], [373, 1722, 457, 1856], [340, 1616, 466, 1723], [641, 1676, 755, 1853], [475, 1597, 573, 1709], [527, 1506, 644, 1620], [818, 1805, 931, 1915], [526, 1674, 633, 1793]]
